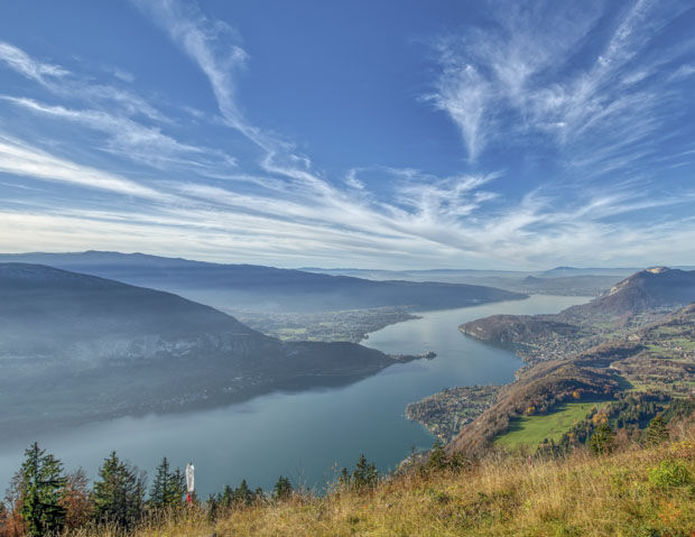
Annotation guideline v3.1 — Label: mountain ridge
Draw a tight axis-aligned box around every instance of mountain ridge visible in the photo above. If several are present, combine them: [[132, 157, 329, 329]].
[[0, 251, 526, 313], [0, 263, 417, 435]]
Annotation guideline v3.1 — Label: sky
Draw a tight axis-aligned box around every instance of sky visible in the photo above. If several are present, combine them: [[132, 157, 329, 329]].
[[0, 0, 694, 270]]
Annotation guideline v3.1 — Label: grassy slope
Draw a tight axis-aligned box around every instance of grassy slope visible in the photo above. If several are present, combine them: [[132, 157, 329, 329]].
[[494, 402, 607, 448], [81, 437, 695, 537]]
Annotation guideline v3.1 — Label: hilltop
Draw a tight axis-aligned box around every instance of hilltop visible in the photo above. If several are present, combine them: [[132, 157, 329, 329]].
[[0, 263, 418, 434]]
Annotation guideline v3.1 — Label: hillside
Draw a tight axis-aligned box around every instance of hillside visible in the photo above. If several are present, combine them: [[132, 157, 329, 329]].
[[459, 267, 695, 363], [0, 251, 526, 313], [445, 274, 695, 456], [60, 426, 695, 537], [0, 264, 417, 434]]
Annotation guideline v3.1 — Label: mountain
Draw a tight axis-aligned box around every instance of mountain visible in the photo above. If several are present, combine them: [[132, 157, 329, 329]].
[[540, 266, 639, 277], [565, 267, 695, 318], [459, 267, 695, 365], [0, 263, 416, 434], [0, 252, 526, 313], [303, 266, 624, 297]]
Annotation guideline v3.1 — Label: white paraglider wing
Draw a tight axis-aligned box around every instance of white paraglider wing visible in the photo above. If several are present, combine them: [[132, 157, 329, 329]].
[[185, 463, 195, 493]]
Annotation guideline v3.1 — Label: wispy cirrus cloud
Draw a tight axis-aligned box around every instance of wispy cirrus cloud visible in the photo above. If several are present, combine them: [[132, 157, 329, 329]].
[[0, 134, 167, 200], [428, 0, 695, 177], [0, 41, 69, 83], [1, 96, 238, 173], [1, 1, 694, 269]]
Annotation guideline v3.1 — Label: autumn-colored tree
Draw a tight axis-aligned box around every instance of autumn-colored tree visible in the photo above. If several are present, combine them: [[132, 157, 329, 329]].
[[59, 469, 94, 530], [0, 500, 25, 537]]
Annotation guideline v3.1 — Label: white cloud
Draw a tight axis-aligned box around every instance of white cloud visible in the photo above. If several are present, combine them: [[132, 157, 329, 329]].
[[1, 96, 238, 173], [1, 2, 694, 269], [0, 41, 69, 83], [0, 134, 167, 201]]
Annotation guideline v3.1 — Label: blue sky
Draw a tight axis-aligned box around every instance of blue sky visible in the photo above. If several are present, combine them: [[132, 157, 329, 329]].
[[0, 0, 694, 269]]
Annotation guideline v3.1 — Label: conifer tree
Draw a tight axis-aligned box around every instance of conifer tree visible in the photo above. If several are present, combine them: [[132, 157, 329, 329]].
[[427, 440, 447, 471], [351, 454, 379, 491], [93, 452, 145, 529], [234, 479, 254, 506], [272, 476, 293, 500], [590, 422, 616, 455], [15, 442, 67, 537], [646, 415, 669, 445], [148, 458, 185, 510]]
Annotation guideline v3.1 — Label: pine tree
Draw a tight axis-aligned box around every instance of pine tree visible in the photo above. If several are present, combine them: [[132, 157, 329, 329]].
[[93, 452, 145, 529], [272, 476, 293, 500], [351, 454, 379, 491], [149, 458, 185, 510], [15, 442, 67, 537], [646, 415, 669, 445], [590, 422, 616, 455], [234, 479, 254, 506], [427, 440, 447, 471]]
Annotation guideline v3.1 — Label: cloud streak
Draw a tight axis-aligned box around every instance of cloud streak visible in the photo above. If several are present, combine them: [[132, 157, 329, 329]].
[[0, 1, 694, 269]]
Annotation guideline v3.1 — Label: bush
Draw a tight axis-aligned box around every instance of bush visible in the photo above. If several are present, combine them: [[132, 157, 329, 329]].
[[648, 460, 693, 489]]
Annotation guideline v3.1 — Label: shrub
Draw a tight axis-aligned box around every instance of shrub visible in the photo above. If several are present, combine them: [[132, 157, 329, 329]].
[[648, 460, 693, 489]]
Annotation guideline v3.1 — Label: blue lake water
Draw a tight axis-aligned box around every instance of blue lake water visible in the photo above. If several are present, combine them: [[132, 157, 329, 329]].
[[0, 294, 588, 497]]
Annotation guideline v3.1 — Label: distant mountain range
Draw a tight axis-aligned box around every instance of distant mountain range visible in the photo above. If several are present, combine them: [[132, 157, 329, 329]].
[[0, 252, 526, 313], [0, 263, 420, 434], [301, 266, 644, 297]]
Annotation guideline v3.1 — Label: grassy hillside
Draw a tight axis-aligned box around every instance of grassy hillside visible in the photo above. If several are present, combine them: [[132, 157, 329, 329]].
[[494, 401, 608, 448], [71, 433, 695, 537]]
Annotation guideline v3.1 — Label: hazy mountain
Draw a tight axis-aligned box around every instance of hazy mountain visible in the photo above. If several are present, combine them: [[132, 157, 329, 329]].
[[540, 266, 638, 278], [303, 266, 625, 297], [0, 251, 525, 312], [0, 263, 417, 434]]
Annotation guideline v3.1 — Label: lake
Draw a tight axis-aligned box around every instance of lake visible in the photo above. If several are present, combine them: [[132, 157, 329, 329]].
[[0, 294, 588, 497]]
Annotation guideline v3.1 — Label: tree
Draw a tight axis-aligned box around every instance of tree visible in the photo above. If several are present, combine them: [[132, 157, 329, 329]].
[[646, 415, 669, 445], [148, 458, 185, 510], [589, 422, 615, 455], [234, 480, 254, 506], [93, 452, 145, 529], [1, 473, 26, 537], [59, 468, 93, 530], [15, 442, 67, 537], [426, 440, 447, 471], [351, 454, 379, 492], [272, 476, 293, 500]]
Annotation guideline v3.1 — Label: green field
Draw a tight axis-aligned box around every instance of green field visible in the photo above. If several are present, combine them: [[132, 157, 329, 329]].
[[494, 401, 606, 448]]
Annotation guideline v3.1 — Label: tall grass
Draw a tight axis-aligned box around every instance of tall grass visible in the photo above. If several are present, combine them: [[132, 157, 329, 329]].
[[73, 435, 695, 537]]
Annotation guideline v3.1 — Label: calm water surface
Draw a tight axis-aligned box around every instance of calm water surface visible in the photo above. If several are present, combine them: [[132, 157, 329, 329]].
[[0, 295, 588, 495]]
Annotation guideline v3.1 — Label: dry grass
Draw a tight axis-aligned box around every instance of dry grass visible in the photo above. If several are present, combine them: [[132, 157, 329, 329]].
[[73, 438, 695, 537]]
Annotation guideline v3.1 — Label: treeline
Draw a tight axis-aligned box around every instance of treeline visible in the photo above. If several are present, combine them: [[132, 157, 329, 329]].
[[0, 444, 303, 536], [534, 392, 695, 457], [0, 445, 387, 537]]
